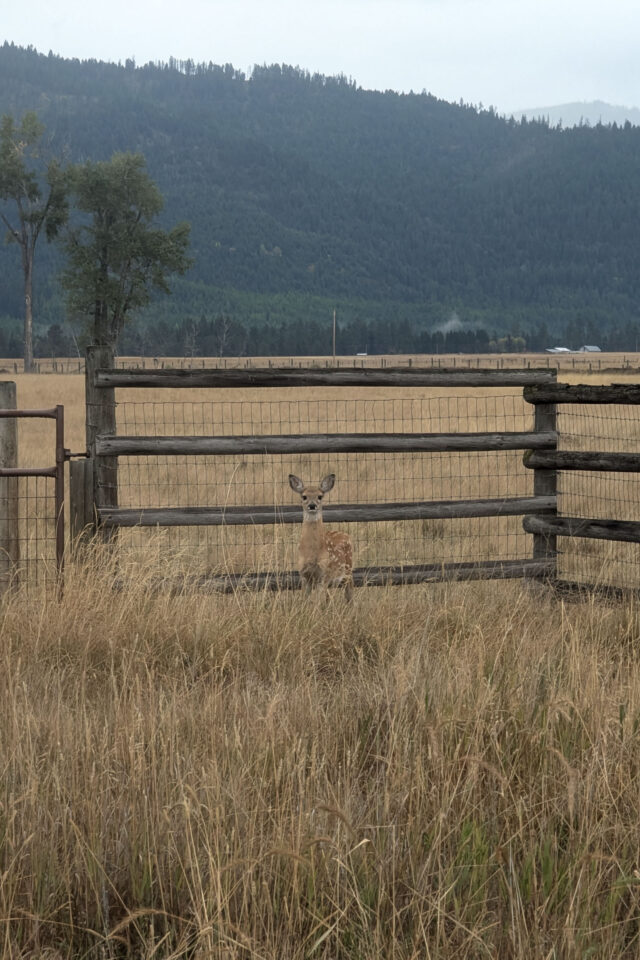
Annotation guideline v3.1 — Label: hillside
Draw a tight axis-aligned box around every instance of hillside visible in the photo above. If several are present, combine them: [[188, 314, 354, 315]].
[[1, 43, 640, 355]]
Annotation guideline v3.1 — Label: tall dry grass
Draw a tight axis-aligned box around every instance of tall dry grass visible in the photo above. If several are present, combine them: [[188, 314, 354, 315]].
[[2, 552, 640, 958], [2, 369, 640, 957]]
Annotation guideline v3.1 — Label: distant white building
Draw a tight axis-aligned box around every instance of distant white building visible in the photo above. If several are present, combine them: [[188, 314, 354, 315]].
[[545, 346, 572, 354], [578, 345, 601, 352]]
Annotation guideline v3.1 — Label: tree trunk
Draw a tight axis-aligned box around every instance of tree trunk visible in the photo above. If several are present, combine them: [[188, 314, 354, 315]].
[[23, 246, 34, 373]]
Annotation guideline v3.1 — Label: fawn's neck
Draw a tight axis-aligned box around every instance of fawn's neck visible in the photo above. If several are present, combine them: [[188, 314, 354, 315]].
[[301, 511, 326, 548]]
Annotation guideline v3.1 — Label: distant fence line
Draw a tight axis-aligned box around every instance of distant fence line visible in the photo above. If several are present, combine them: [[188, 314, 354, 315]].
[[3, 352, 640, 375]]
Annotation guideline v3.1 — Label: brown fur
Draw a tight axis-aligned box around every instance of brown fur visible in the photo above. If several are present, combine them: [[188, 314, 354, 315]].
[[289, 473, 354, 600]]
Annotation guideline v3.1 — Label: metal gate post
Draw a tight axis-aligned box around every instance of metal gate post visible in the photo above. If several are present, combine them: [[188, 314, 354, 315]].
[[55, 405, 65, 586], [0, 383, 19, 593]]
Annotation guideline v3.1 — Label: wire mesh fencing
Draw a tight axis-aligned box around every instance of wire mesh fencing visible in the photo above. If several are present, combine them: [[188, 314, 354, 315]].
[[557, 403, 640, 589], [0, 474, 60, 592], [0, 403, 65, 596], [97, 388, 538, 581]]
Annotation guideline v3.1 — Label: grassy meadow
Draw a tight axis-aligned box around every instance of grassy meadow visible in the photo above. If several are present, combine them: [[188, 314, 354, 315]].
[[1, 366, 640, 957]]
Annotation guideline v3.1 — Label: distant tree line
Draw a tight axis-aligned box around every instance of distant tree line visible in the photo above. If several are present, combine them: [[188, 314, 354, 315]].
[[116, 315, 640, 357], [4, 313, 634, 360]]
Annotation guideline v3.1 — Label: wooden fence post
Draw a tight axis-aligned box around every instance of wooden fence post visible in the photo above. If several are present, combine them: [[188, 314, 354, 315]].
[[69, 458, 95, 544], [532, 400, 557, 578], [0, 382, 19, 592], [85, 345, 118, 536]]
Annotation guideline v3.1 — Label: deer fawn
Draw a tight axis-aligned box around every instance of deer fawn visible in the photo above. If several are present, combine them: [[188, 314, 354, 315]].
[[289, 473, 354, 601]]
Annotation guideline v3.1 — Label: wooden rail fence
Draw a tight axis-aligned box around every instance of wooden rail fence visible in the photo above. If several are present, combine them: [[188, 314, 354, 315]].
[[71, 356, 561, 589], [71, 356, 640, 591], [522, 382, 640, 557], [70, 356, 640, 591]]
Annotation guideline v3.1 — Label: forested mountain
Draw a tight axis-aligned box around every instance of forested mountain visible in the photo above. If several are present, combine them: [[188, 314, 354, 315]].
[[1, 42, 640, 356]]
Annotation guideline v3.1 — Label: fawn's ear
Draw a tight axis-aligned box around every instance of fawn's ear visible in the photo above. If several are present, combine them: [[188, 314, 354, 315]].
[[319, 473, 335, 493], [289, 474, 305, 494]]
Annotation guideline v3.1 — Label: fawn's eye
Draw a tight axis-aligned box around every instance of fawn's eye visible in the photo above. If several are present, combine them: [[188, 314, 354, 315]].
[[302, 495, 307, 501], [317, 494, 323, 500]]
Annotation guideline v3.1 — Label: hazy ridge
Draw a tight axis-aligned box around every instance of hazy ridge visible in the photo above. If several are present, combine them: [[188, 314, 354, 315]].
[[513, 100, 640, 128], [1, 43, 640, 353]]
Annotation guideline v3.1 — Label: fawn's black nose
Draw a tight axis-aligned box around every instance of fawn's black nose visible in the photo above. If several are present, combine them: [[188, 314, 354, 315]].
[[308, 503, 317, 510]]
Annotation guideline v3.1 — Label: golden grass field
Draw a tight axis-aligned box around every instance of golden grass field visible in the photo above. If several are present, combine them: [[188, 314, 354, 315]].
[[1, 365, 640, 957], [4, 350, 640, 376]]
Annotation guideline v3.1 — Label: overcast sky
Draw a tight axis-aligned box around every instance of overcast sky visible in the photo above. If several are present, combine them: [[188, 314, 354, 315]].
[[3, 0, 638, 114]]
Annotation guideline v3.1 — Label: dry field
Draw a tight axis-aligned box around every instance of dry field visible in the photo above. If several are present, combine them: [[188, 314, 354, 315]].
[[1, 369, 640, 957], [4, 351, 640, 376]]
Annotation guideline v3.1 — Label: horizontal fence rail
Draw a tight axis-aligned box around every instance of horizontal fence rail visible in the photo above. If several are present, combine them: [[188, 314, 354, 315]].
[[0, 407, 63, 419], [99, 495, 557, 528], [524, 515, 640, 544], [94, 366, 558, 389], [524, 383, 640, 405], [96, 430, 558, 458], [0, 466, 58, 478], [524, 450, 640, 473], [155, 558, 556, 593]]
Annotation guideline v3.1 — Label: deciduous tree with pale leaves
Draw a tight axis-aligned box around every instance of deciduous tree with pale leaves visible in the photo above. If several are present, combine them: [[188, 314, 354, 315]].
[[0, 111, 69, 371]]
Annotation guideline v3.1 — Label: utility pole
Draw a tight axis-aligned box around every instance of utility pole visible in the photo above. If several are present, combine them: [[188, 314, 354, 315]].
[[332, 309, 336, 361]]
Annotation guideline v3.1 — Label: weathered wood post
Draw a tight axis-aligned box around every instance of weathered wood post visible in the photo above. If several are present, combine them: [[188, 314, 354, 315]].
[[525, 374, 558, 581], [69, 458, 95, 543], [0, 382, 19, 591], [85, 345, 118, 537], [533, 401, 558, 576]]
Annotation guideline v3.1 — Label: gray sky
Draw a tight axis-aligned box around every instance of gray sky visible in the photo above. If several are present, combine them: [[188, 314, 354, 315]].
[[3, 0, 638, 113]]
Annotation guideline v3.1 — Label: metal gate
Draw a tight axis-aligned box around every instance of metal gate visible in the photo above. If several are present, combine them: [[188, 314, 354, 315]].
[[0, 397, 65, 592]]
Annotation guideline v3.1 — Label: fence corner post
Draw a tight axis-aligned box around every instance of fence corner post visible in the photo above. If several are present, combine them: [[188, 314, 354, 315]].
[[0, 381, 19, 592], [531, 387, 558, 581]]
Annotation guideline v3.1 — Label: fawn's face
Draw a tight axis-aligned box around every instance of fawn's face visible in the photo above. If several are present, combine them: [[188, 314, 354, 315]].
[[289, 473, 335, 519]]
